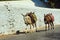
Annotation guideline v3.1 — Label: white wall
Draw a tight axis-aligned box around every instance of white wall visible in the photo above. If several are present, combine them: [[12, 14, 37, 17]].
[[0, 1, 60, 34]]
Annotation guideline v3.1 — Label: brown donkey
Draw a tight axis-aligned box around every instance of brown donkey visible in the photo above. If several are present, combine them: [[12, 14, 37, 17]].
[[44, 13, 54, 30]]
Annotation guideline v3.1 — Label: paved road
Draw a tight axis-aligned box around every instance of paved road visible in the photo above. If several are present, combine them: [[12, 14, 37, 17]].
[[0, 25, 60, 40]]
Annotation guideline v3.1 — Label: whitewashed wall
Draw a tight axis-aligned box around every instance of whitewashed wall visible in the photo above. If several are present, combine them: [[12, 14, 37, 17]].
[[0, 1, 60, 34]]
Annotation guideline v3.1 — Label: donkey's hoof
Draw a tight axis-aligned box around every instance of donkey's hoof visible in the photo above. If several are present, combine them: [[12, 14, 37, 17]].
[[53, 28, 54, 29], [51, 27, 54, 30], [45, 29, 47, 31], [35, 30, 37, 32], [48, 29, 50, 30], [51, 28, 52, 30]]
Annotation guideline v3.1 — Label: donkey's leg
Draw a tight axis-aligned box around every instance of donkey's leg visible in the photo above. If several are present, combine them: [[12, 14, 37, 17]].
[[35, 23, 37, 31], [50, 22, 52, 30], [45, 24, 47, 31], [48, 23, 50, 30], [32, 24, 34, 28], [30, 24, 33, 33], [30, 24, 31, 30], [35, 23, 37, 27], [51, 22, 54, 29], [50, 22, 54, 30]]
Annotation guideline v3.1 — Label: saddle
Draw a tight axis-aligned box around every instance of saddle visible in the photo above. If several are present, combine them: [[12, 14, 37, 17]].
[[46, 14, 54, 21], [26, 13, 37, 23]]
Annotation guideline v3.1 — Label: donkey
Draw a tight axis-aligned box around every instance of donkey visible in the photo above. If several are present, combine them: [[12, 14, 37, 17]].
[[44, 13, 54, 30], [21, 12, 37, 31]]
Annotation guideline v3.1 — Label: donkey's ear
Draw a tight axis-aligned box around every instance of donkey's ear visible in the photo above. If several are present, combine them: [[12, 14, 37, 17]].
[[44, 14, 45, 16], [32, 12, 34, 14], [21, 14, 25, 17], [44, 14, 45, 15]]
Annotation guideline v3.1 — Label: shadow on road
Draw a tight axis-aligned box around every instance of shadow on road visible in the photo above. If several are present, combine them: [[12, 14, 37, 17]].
[[36, 30, 47, 32]]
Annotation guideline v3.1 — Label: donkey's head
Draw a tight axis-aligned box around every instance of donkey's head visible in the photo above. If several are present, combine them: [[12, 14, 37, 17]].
[[21, 14, 32, 25]]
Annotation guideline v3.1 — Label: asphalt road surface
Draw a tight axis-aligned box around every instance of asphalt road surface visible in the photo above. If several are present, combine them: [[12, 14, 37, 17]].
[[0, 25, 60, 40]]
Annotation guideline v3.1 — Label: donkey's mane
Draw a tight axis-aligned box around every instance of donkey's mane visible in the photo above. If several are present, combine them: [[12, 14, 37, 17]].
[[26, 13, 36, 23]]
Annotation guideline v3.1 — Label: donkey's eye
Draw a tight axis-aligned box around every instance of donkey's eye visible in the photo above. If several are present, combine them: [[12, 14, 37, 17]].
[[28, 18, 29, 19]]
